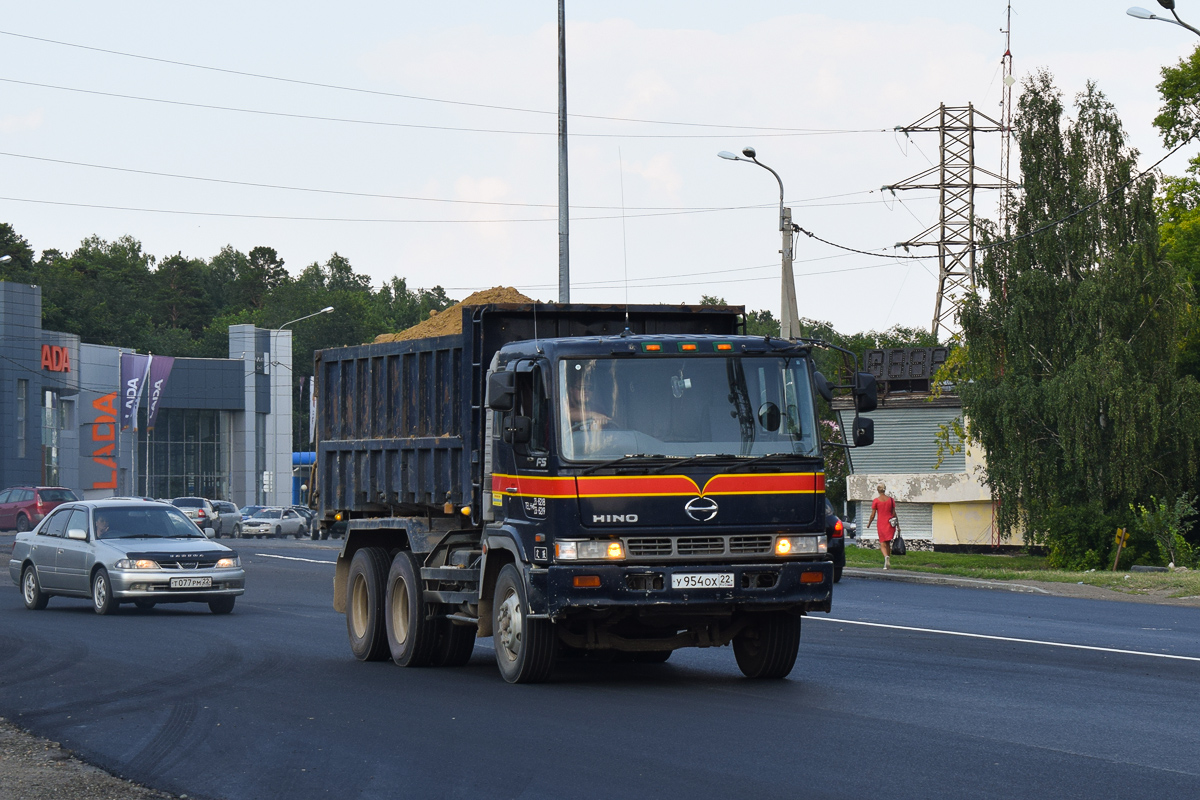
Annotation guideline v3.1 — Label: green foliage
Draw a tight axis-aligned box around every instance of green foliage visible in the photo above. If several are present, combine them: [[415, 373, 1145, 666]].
[[956, 71, 1200, 550], [1130, 494, 1197, 568], [1154, 45, 1200, 148]]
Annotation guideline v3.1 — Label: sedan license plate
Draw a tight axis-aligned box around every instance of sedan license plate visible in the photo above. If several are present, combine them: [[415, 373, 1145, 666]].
[[169, 576, 213, 589], [671, 573, 734, 589]]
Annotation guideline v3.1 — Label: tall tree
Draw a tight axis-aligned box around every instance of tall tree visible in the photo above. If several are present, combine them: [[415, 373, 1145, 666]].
[[955, 71, 1200, 567]]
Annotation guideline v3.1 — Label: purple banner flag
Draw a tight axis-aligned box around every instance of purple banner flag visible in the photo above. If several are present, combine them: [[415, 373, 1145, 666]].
[[144, 355, 175, 430], [119, 352, 151, 430]]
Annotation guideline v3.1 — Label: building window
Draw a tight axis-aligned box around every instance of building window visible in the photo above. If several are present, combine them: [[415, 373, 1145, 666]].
[[137, 408, 232, 501], [16, 379, 26, 459]]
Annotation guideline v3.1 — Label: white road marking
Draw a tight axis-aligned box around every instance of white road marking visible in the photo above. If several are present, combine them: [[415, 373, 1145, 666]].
[[254, 553, 336, 565], [812, 617, 1200, 663]]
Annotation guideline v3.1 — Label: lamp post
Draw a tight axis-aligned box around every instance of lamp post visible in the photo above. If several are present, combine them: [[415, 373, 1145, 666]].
[[718, 147, 800, 339], [1128, 1, 1200, 36], [272, 306, 334, 506], [0, 255, 12, 264]]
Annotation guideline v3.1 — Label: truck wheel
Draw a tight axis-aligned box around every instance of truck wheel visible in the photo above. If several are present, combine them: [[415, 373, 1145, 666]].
[[492, 564, 555, 684], [384, 551, 439, 667], [21, 566, 49, 610], [346, 547, 391, 661], [733, 612, 801, 679], [433, 623, 477, 667], [833, 564, 844, 583]]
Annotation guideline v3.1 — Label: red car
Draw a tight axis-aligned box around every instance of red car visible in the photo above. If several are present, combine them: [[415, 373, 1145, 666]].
[[0, 486, 82, 532]]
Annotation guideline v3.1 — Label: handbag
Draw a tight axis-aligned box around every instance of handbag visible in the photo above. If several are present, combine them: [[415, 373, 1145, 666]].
[[891, 528, 907, 556]]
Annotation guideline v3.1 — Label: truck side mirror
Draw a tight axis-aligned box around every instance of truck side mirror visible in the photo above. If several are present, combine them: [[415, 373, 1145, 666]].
[[813, 372, 833, 403], [855, 372, 878, 412], [487, 371, 516, 411], [502, 415, 532, 445], [853, 415, 874, 447]]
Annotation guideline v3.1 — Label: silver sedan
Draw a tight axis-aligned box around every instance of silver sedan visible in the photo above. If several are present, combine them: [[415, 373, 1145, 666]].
[[241, 507, 307, 539], [8, 499, 246, 615]]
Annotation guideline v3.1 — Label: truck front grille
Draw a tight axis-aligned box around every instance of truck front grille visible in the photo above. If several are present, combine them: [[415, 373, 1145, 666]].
[[622, 534, 775, 561]]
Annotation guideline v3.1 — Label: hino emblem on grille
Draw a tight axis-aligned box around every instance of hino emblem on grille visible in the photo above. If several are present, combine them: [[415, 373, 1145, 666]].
[[684, 496, 719, 522]]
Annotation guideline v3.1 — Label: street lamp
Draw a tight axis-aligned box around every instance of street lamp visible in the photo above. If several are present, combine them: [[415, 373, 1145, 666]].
[[271, 306, 334, 506], [718, 147, 800, 339], [1128, 1, 1200, 36]]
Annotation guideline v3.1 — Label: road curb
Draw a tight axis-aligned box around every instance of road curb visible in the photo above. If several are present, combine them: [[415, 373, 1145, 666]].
[[842, 568, 1051, 595]]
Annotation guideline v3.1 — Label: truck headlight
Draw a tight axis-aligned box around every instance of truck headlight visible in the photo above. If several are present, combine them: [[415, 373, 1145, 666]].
[[116, 558, 160, 569], [555, 540, 625, 561], [775, 536, 826, 556]]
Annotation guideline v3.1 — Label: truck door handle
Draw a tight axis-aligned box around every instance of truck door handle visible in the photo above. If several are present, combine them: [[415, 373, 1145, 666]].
[[505, 487, 518, 494]]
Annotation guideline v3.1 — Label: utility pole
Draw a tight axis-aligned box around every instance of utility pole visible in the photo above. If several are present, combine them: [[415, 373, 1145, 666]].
[[780, 208, 798, 339], [557, 0, 570, 303], [999, 1, 1016, 236], [884, 103, 1012, 340]]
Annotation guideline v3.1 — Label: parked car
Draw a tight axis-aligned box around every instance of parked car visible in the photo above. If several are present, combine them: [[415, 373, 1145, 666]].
[[170, 497, 220, 536], [239, 505, 266, 521], [826, 498, 853, 583], [0, 487, 82, 532], [211, 501, 243, 539], [8, 498, 245, 614], [241, 507, 307, 539]]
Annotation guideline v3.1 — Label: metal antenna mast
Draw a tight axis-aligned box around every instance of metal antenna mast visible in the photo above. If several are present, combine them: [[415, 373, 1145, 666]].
[[999, 2, 1016, 235], [884, 103, 1012, 340]]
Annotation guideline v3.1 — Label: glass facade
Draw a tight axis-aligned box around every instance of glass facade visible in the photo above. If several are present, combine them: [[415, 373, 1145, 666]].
[[135, 407, 233, 500]]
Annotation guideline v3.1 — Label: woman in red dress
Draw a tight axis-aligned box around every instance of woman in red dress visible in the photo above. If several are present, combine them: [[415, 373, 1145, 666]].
[[866, 482, 897, 569]]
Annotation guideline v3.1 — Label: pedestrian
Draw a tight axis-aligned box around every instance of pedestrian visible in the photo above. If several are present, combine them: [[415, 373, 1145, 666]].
[[866, 482, 898, 569]]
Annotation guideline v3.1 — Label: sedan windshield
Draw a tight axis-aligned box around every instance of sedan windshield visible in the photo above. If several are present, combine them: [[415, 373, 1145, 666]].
[[95, 506, 206, 540], [254, 509, 282, 520], [558, 355, 820, 461]]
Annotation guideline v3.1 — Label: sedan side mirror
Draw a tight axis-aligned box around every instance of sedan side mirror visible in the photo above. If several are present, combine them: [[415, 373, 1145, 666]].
[[67, 528, 88, 541]]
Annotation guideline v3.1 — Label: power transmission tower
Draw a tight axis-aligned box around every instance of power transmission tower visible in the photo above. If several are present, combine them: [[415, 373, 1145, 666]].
[[999, 1, 1016, 236], [884, 103, 1013, 340]]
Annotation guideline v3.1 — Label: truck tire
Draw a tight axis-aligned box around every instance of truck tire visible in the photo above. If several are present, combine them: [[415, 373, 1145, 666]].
[[433, 623, 477, 667], [833, 564, 844, 583], [346, 547, 391, 661], [384, 551, 440, 667], [733, 612, 801, 679], [492, 563, 555, 684]]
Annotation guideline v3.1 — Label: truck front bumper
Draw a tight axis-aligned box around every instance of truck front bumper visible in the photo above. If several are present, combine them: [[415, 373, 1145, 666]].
[[533, 560, 832, 619]]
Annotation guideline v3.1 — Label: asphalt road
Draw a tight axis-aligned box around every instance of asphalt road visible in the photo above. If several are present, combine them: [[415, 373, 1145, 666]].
[[2, 534, 1199, 800]]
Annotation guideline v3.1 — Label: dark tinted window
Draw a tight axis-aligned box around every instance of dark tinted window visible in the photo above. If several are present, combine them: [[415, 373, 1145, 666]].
[[172, 498, 203, 508], [41, 509, 71, 538], [38, 488, 80, 503]]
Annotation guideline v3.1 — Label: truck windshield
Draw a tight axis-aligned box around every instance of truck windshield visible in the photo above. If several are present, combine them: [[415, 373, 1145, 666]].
[[558, 356, 819, 461]]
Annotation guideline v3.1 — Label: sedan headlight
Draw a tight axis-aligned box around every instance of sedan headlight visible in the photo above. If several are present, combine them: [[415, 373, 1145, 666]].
[[116, 558, 160, 569], [216, 556, 241, 569], [775, 535, 826, 556], [556, 540, 625, 561]]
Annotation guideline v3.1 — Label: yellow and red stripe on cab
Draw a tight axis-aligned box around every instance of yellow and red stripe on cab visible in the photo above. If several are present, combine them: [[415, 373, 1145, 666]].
[[492, 472, 824, 499]]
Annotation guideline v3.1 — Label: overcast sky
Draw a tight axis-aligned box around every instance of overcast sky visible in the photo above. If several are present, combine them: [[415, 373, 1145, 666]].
[[1, 2, 1195, 338]]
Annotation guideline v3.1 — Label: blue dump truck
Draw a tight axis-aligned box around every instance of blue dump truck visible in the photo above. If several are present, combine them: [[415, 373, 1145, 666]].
[[313, 302, 875, 683]]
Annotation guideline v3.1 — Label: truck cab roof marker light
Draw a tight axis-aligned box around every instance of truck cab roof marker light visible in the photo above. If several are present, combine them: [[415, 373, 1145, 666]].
[[680, 343, 698, 352], [642, 343, 662, 352], [715, 342, 733, 351]]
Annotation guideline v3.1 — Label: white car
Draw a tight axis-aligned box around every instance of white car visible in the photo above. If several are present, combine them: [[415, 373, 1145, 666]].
[[241, 507, 307, 539]]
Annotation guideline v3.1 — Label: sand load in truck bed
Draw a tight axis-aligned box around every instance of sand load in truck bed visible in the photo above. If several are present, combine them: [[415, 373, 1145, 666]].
[[373, 286, 535, 343]]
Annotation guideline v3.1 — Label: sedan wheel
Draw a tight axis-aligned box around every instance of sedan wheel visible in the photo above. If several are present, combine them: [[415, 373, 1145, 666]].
[[21, 566, 49, 610], [92, 568, 117, 615]]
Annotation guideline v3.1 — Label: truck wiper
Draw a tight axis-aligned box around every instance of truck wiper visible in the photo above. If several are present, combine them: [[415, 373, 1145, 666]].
[[724, 453, 804, 472], [650, 454, 736, 473], [581, 454, 666, 475]]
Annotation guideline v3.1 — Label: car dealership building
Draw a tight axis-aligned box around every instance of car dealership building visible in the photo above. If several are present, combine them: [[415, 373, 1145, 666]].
[[0, 280, 295, 507]]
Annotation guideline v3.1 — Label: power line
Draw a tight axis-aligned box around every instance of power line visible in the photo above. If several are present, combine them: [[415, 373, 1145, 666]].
[[0, 78, 887, 139], [0, 150, 879, 212], [0, 28, 882, 134], [0, 193, 913, 224]]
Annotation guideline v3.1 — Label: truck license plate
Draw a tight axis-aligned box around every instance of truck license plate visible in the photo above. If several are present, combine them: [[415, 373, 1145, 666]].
[[671, 573, 734, 589], [169, 577, 212, 589]]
